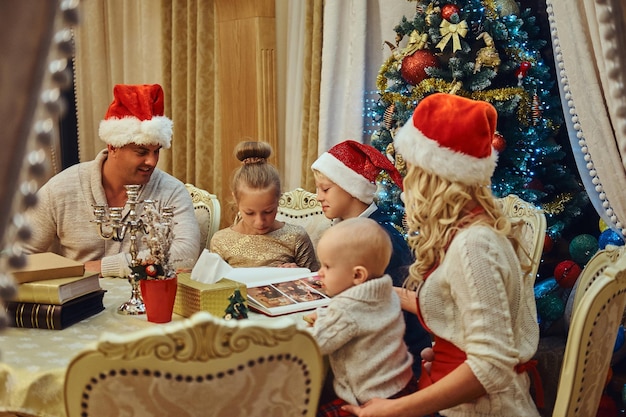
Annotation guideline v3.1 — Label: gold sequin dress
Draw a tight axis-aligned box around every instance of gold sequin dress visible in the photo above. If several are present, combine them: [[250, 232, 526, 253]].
[[209, 223, 320, 271]]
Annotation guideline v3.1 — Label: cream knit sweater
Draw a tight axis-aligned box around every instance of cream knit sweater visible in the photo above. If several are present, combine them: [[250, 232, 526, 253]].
[[418, 225, 540, 417], [22, 149, 201, 278], [312, 275, 414, 405]]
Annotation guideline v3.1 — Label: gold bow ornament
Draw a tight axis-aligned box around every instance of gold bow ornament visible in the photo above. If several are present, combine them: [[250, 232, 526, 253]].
[[436, 19, 468, 52]]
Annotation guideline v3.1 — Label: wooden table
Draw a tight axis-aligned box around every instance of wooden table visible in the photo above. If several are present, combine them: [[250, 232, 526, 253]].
[[0, 277, 306, 417]]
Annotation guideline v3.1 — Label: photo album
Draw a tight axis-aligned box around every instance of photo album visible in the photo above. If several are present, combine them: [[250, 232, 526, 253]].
[[226, 267, 330, 316]]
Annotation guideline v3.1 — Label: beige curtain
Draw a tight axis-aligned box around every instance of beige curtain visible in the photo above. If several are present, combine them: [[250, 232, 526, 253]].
[[300, 0, 324, 192], [548, 0, 626, 237], [160, 0, 220, 194], [74, 0, 163, 162]]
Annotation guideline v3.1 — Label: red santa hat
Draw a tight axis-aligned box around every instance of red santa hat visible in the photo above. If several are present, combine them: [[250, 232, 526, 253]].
[[394, 93, 498, 185], [99, 84, 173, 149], [311, 140, 404, 204]]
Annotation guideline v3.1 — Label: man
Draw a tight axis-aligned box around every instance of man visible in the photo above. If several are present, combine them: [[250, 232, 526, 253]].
[[22, 84, 201, 277]]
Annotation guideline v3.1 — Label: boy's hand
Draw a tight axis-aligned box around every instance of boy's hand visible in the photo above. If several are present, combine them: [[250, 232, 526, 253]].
[[303, 312, 317, 326]]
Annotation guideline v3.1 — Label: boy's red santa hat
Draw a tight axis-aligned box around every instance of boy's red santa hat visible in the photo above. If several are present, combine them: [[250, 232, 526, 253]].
[[99, 84, 173, 149], [311, 140, 404, 204], [394, 93, 498, 185]]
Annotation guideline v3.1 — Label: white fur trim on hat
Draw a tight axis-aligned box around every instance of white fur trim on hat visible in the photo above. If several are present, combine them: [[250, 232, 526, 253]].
[[312, 152, 377, 204], [394, 121, 498, 185], [99, 115, 173, 149]]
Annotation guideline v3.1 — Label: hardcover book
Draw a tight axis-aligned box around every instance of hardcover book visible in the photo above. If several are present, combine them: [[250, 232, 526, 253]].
[[5, 289, 106, 330], [9, 252, 85, 284], [227, 268, 330, 317], [12, 272, 102, 304]]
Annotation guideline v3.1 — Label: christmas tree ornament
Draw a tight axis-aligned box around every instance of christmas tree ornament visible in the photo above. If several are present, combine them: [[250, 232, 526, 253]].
[[598, 228, 625, 249], [524, 178, 544, 191], [554, 259, 581, 288], [425, 3, 442, 26], [401, 50, 440, 85], [534, 277, 558, 299], [531, 94, 543, 125], [569, 233, 599, 265], [474, 32, 501, 73], [384, 103, 396, 129], [536, 292, 565, 322], [436, 19, 469, 52], [401, 30, 428, 56], [515, 61, 532, 86], [599, 218, 609, 232], [441, 4, 460, 21], [492, 131, 506, 152], [543, 234, 554, 253], [494, 0, 520, 17]]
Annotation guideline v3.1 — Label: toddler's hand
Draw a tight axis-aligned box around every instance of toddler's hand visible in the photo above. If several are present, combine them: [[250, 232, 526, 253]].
[[303, 312, 317, 326], [279, 263, 299, 268]]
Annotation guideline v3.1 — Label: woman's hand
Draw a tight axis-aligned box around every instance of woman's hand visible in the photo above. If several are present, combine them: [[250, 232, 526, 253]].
[[341, 398, 404, 417], [278, 262, 299, 268], [421, 346, 435, 375]]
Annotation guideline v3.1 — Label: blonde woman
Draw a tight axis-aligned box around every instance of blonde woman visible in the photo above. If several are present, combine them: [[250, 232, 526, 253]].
[[344, 93, 540, 417]]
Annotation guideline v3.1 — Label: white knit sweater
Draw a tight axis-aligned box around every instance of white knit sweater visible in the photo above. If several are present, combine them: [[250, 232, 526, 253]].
[[312, 275, 414, 405], [22, 149, 201, 278], [418, 225, 540, 417]]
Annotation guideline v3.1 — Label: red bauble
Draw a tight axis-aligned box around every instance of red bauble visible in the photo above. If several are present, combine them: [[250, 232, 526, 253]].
[[492, 131, 506, 153], [514, 61, 532, 78], [441, 4, 460, 21], [145, 264, 158, 277], [401, 50, 439, 85], [524, 178, 544, 191], [554, 259, 581, 288], [543, 234, 554, 253]]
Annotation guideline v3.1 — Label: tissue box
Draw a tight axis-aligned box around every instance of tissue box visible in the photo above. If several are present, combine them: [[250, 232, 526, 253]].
[[173, 272, 247, 318]]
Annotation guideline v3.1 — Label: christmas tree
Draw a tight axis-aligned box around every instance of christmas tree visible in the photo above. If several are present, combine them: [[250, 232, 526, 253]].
[[370, 0, 589, 244]]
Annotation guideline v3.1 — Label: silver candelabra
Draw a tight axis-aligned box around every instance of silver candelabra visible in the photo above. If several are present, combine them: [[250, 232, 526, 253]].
[[92, 184, 174, 315]]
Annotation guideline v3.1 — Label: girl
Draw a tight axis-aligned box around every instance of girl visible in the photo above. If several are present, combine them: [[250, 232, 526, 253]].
[[210, 141, 319, 271]]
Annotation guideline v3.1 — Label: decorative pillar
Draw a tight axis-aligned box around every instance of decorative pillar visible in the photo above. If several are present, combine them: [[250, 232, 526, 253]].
[[215, 0, 278, 226]]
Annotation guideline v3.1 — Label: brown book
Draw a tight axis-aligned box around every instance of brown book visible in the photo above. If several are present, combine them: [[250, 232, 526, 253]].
[[12, 272, 102, 304], [9, 252, 85, 284], [5, 290, 106, 330]]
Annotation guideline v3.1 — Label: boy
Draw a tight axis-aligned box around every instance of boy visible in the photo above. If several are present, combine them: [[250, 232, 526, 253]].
[[311, 140, 430, 376], [305, 217, 417, 417]]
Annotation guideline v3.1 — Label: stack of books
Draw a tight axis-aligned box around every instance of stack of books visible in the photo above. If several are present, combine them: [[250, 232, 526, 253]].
[[6, 252, 105, 330]]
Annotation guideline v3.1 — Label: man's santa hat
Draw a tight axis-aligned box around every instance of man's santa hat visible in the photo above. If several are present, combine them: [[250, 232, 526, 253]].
[[99, 84, 173, 149], [311, 140, 404, 204], [394, 93, 498, 185]]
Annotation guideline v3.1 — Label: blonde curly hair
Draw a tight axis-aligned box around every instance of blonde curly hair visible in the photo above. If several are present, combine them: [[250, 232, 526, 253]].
[[403, 164, 530, 290]]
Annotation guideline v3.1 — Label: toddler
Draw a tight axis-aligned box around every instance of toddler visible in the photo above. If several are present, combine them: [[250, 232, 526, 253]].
[[305, 217, 416, 417]]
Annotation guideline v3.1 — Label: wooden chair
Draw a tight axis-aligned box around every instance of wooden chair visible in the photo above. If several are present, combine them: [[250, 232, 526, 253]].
[[569, 245, 625, 316], [185, 183, 221, 249], [64, 311, 324, 417], [276, 187, 331, 250], [497, 194, 547, 283], [551, 250, 626, 417]]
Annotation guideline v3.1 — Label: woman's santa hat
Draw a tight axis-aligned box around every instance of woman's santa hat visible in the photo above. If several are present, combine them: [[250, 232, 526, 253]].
[[394, 93, 498, 185], [311, 140, 404, 204], [99, 84, 173, 149]]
